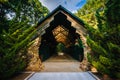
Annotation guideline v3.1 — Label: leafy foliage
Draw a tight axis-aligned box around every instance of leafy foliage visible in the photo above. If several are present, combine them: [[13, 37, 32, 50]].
[[56, 43, 65, 52], [0, 0, 49, 33], [0, 0, 49, 79], [75, 0, 105, 28], [0, 20, 36, 79], [85, 0, 120, 78]]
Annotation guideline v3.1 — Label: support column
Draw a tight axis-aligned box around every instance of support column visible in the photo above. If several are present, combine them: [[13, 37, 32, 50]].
[[26, 37, 43, 71]]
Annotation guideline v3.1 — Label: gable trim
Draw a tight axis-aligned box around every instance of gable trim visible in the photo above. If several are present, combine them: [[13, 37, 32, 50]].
[[37, 5, 85, 28]]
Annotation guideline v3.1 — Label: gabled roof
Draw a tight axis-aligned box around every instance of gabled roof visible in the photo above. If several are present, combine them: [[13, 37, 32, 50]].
[[37, 5, 85, 27]]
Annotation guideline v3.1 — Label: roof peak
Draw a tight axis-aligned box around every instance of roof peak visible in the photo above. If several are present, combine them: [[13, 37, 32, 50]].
[[57, 5, 64, 8], [53, 5, 68, 11], [37, 5, 85, 26]]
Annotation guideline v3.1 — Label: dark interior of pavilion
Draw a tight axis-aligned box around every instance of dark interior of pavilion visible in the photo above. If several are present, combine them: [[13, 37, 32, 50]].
[[39, 12, 84, 62]]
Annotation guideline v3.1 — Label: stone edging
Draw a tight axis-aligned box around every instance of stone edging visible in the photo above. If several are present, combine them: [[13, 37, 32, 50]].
[[87, 71, 100, 80], [24, 72, 35, 80]]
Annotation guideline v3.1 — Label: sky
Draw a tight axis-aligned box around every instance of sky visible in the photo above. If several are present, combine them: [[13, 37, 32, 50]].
[[40, 0, 86, 13]]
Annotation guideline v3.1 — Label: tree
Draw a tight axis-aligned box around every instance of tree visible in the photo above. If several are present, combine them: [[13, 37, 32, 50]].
[[75, 0, 105, 28], [0, 0, 49, 32], [0, 0, 49, 79], [87, 0, 120, 78]]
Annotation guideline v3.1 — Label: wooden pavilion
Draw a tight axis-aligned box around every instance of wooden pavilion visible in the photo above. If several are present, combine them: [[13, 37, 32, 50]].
[[26, 5, 89, 71]]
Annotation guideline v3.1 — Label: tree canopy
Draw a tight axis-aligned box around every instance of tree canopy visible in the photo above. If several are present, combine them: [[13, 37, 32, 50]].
[[75, 0, 105, 28]]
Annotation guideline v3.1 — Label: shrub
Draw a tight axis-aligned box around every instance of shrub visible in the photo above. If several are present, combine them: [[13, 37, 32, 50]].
[[0, 20, 35, 79], [56, 43, 65, 52]]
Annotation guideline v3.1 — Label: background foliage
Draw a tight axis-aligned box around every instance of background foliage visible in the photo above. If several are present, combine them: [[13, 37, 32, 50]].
[[76, 0, 120, 78], [0, 0, 49, 79], [75, 0, 105, 28]]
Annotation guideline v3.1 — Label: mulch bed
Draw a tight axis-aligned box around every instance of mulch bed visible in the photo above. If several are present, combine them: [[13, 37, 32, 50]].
[[10, 73, 31, 80], [93, 72, 120, 80]]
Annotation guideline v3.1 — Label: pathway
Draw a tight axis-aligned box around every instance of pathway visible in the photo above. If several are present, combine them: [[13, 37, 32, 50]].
[[26, 72, 99, 80], [41, 54, 82, 72], [25, 54, 100, 80]]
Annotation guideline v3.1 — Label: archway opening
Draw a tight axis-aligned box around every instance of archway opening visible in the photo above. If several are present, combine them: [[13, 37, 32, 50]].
[[38, 12, 84, 62]]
